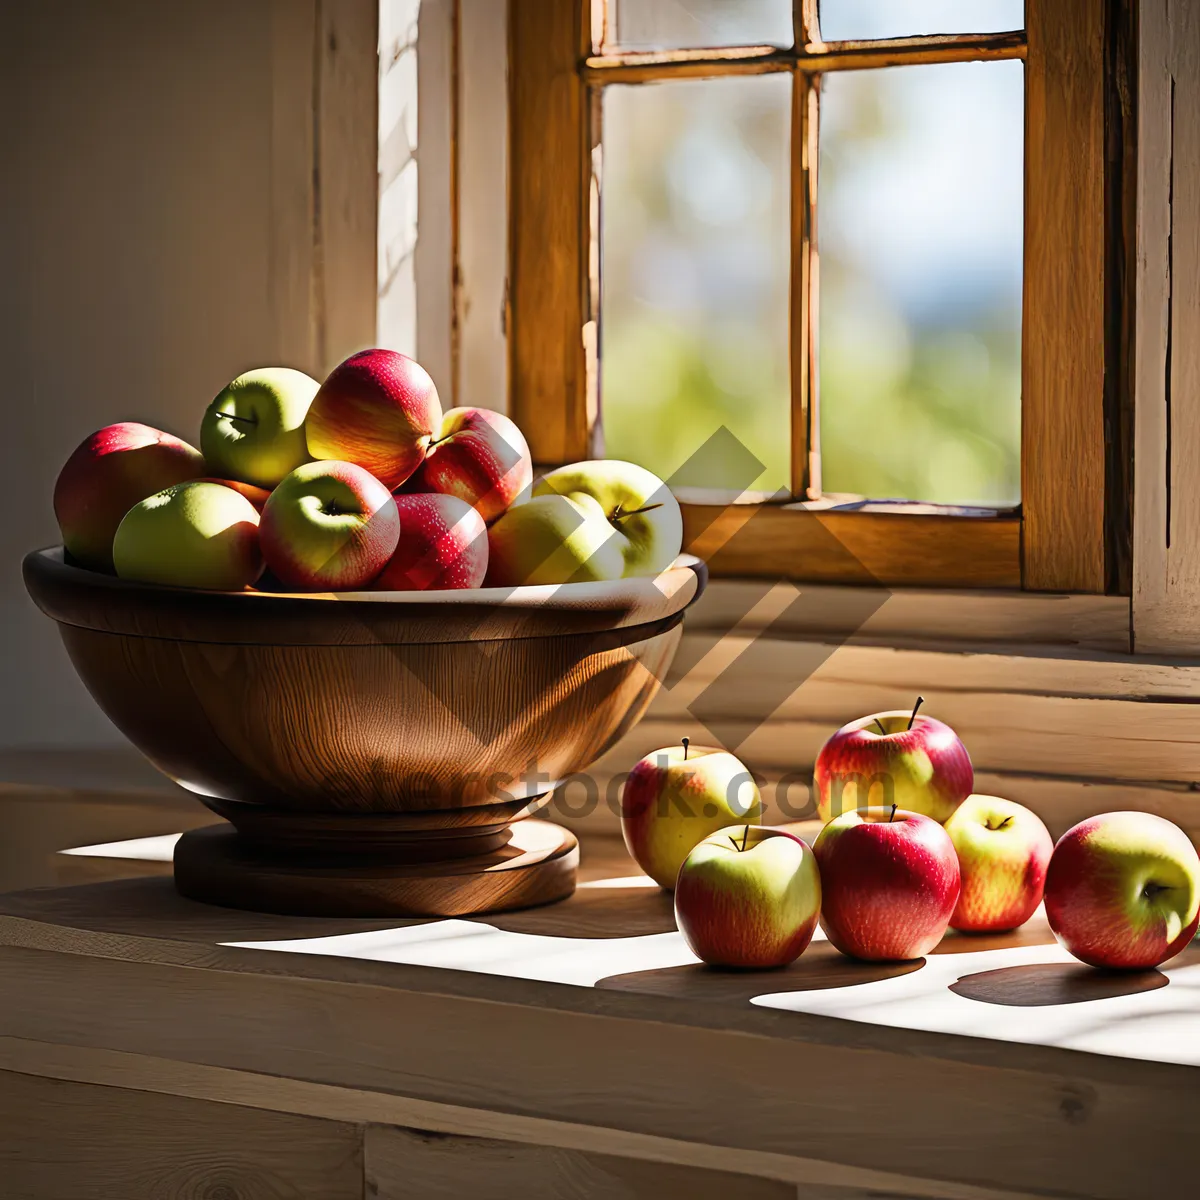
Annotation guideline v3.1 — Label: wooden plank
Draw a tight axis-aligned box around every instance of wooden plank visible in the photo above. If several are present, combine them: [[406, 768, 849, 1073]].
[[1023, 0, 1107, 591], [0, 1069, 362, 1200], [316, 0, 379, 371], [685, 579, 1130, 651], [1133, 0, 1200, 650], [790, 74, 819, 498], [509, 0, 590, 464], [365, 1124, 797, 1200], [684, 505, 1020, 587]]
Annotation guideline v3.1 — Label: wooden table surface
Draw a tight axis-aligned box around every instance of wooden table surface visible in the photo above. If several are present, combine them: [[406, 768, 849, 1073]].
[[2, 827, 1198, 1199]]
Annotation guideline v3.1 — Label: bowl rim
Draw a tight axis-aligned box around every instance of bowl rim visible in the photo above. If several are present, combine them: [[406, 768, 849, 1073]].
[[24, 546, 708, 647]]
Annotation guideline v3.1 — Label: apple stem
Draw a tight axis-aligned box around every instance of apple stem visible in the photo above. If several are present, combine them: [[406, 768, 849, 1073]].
[[873, 718, 887, 735], [610, 502, 665, 521], [740, 824, 749, 852], [889, 802, 897, 823], [219, 411, 257, 427], [907, 695, 925, 730], [681, 736, 689, 761]]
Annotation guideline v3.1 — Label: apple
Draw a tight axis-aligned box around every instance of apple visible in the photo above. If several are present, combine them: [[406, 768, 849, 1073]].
[[1044, 811, 1200, 970], [372, 492, 488, 591], [54, 422, 206, 570], [813, 697, 973, 825], [405, 407, 533, 523], [112, 480, 263, 591], [485, 459, 682, 587], [813, 807, 961, 961], [944, 794, 1053, 933], [305, 349, 442, 490], [675, 825, 821, 969], [197, 479, 272, 510], [200, 366, 319, 489], [260, 460, 400, 591], [621, 741, 761, 890]]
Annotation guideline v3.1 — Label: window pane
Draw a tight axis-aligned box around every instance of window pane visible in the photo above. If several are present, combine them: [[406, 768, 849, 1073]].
[[610, 0, 793, 51], [818, 61, 1023, 507], [600, 75, 791, 494], [818, 0, 1023, 41]]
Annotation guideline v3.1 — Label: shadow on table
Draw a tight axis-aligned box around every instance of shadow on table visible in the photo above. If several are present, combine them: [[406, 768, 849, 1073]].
[[950, 962, 1169, 1006], [593, 939, 922, 1004]]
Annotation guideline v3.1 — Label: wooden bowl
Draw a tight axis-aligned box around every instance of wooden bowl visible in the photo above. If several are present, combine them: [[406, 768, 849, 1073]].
[[24, 548, 704, 916]]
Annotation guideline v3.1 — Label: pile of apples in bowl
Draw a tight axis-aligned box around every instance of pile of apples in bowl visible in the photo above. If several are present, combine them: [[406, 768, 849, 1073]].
[[622, 702, 1200, 973], [53, 348, 683, 593]]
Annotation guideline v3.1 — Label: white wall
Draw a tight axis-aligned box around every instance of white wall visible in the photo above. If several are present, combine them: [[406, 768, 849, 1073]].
[[1, 0, 378, 748]]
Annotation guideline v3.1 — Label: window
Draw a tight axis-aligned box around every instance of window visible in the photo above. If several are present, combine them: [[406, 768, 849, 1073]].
[[509, 2, 1123, 592]]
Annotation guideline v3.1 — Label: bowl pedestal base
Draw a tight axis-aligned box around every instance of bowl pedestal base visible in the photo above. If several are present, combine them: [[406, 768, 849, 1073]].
[[173, 817, 579, 918]]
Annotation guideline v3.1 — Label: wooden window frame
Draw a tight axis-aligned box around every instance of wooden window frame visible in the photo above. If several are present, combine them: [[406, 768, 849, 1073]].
[[508, 0, 1129, 592]]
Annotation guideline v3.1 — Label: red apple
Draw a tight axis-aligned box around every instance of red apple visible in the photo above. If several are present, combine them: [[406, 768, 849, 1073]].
[[675, 825, 821, 969], [621, 742, 762, 890], [405, 407, 533, 523], [260, 460, 400, 590], [54, 422, 206, 570], [813, 808, 961, 961], [814, 697, 972, 825], [305, 349, 442, 490], [371, 492, 488, 591], [1044, 811, 1200, 970], [944, 794, 1053, 933]]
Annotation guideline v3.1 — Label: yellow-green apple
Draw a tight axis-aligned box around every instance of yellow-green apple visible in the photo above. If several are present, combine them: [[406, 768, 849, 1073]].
[[305, 349, 442, 490], [54, 422, 206, 570], [485, 459, 682, 587], [405, 407, 532, 523], [112, 481, 263, 591], [201, 367, 319, 489], [620, 743, 761, 890], [813, 807, 961, 960], [260, 461, 400, 591], [372, 493, 488, 591], [1044, 811, 1200, 970], [814, 698, 972, 825], [674, 825, 821, 968], [944, 794, 1053, 933]]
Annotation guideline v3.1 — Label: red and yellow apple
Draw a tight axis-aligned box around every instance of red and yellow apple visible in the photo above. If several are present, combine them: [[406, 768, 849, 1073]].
[[944, 794, 1053, 933], [260, 460, 400, 591], [54, 422, 206, 570], [813, 807, 961, 961], [486, 460, 682, 587], [1044, 811, 1200, 970], [197, 479, 272, 510], [112, 481, 263, 591], [405, 407, 532, 524], [201, 366, 319, 489], [674, 825, 821, 969], [372, 492, 488, 591], [621, 743, 761, 890], [305, 349, 441, 490], [814, 700, 972, 825]]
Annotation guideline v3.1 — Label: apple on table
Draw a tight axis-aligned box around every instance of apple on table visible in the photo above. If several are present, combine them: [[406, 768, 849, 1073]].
[[621, 740, 761, 890], [1044, 811, 1200, 970], [674, 825, 821, 969], [54, 422, 206, 571], [113, 480, 264, 591], [944, 794, 1053, 934], [813, 806, 961, 961], [260, 460, 400, 591], [201, 367, 319, 489], [486, 459, 682, 587], [305, 349, 442, 491], [814, 697, 973, 825]]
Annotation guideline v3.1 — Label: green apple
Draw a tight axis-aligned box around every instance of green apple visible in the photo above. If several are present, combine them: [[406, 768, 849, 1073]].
[[113, 481, 264, 590], [674, 825, 822, 968], [620, 743, 762, 889], [201, 367, 320, 489]]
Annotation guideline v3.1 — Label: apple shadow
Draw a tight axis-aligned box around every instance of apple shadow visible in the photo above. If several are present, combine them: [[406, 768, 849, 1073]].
[[949, 962, 1169, 1007], [930, 919, 1058, 956], [594, 939, 922, 1004], [483, 881, 678, 938]]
